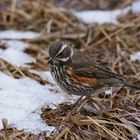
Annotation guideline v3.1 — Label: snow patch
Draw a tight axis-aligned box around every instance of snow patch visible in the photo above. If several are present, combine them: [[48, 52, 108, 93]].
[[133, 134, 140, 140], [74, 10, 122, 24], [132, 0, 140, 13], [0, 30, 39, 39], [0, 72, 69, 134], [0, 47, 35, 66], [1, 40, 28, 51], [74, 1, 140, 24], [130, 51, 140, 61], [0, 40, 35, 66]]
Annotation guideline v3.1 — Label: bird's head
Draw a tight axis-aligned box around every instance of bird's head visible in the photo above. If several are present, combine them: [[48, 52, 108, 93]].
[[48, 41, 73, 65]]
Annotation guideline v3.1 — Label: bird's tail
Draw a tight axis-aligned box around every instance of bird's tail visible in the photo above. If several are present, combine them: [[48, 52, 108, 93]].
[[123, 82, 140, 90]]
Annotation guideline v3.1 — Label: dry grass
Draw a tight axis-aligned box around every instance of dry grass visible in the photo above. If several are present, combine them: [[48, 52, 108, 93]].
[[0, 0, 140, 140]]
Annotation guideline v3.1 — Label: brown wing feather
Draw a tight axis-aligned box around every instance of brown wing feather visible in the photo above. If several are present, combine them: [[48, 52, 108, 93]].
[[68, 49, 125, 87], [67, 67, 103, 88]]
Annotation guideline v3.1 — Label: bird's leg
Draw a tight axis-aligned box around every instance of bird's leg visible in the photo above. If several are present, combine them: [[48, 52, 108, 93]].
[[76, 95, 92, 112], [73, 89, 107, 113], [70, 95, 91, 114], [70, 95, 85, 112]]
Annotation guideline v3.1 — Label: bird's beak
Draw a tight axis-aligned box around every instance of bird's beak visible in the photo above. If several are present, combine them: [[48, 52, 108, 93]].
[[47, 57, 53, 64]]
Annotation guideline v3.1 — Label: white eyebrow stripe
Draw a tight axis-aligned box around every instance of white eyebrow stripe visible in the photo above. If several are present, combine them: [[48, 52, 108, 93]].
[[57, 44, 67, 55]]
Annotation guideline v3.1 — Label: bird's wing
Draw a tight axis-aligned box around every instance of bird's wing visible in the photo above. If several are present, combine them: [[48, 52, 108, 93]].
[[70, 49, 111, 71], [68, 50, 125, 87]]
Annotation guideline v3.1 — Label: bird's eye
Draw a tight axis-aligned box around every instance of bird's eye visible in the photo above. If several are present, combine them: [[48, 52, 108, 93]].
[[58, 52, 65, 58], [57, 48, 70, 58]]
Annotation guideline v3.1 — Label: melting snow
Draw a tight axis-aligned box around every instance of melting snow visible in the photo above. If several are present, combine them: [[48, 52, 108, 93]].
[[133, 134, 140, 140], [1, 40, 28, 51], [0, 47, 35, 67], [74, 1, 140, 24], [74, 10, 122, 24], [130, 51, 140, 61], [0, 72, 68, 133], [0, 30, 39, 39], [132, 0, 140, 13], [0, 40, 35, 66]]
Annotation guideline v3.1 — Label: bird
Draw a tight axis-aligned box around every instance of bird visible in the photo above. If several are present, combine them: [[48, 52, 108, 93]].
[[47, 41, 140, 97]]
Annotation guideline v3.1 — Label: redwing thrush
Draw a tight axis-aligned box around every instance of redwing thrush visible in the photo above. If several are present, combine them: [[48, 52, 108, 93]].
[[48, 41, 140, 97]]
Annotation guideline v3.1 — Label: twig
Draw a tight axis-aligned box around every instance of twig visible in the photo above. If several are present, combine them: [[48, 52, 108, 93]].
[[2, 118, 9, 140]]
